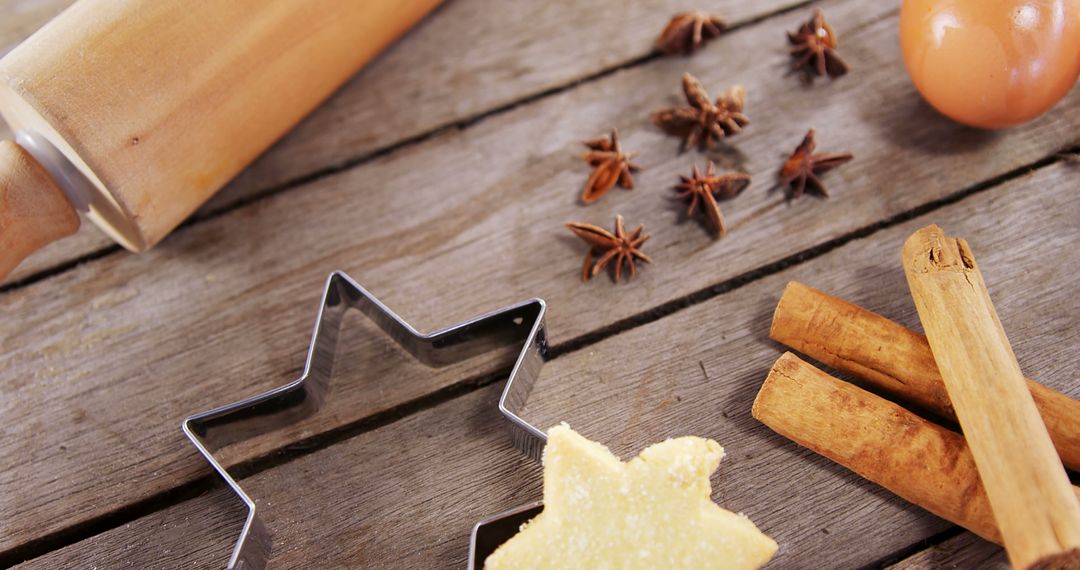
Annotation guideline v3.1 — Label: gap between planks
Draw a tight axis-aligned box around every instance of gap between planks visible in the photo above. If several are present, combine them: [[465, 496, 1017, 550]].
[[0, 0, 818, 292], [4, 0, 1079, 563], [863, 527, 965, 569], [14, 160, 1079, 568], [885, 531, 1009, 569], [2, 145, 1074, 568]]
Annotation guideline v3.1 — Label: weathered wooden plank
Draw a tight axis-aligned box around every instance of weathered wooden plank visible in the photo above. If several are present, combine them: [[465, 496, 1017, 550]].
[[888, 533, 1007, 569], [2, 0, 1078, 556], [16, 163, 1079, 568], [1, 0, 805, 284], [0, 1, 68, 58]]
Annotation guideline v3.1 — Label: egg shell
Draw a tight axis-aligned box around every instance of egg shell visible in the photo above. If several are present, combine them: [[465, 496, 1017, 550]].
[[900, 0, 1080, 129]]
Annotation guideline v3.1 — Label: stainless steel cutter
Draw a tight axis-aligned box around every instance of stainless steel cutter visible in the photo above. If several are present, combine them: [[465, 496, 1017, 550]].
[[183, 271, 550, 569]]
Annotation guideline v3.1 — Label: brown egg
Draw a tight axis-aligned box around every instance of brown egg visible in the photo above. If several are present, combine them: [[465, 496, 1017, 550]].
[[900, 0, 1080, 128]]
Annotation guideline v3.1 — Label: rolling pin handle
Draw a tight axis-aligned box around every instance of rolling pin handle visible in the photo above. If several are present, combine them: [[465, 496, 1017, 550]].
[[0, 139, 80, 281]]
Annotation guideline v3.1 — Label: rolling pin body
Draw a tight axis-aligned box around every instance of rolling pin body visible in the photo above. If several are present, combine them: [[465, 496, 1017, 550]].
[[0, 0, 441, 275]]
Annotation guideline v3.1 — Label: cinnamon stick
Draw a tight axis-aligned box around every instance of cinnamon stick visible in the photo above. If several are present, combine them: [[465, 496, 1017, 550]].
[[902, 224, 1080, 569], [751, 352, 1080, 546], [769, 281, 1080, 473]]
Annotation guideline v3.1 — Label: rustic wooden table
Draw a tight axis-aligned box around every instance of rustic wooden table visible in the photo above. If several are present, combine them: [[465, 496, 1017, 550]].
[[2, 1, 1077, 568]]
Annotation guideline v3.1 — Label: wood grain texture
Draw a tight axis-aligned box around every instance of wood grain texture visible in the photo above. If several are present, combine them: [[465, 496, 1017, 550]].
[[1, 0, 445, 251], [0, 140, 79, 279], [889, 533, 1009, 570], [0, 0, 805, 284], [14, 164, 1080, 568], [2, 0, 1078, 556]]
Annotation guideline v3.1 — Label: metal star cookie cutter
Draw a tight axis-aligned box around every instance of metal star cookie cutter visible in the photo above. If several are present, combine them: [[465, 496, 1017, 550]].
[[469, 501, 545, 569], [182, 271, 549, 569]]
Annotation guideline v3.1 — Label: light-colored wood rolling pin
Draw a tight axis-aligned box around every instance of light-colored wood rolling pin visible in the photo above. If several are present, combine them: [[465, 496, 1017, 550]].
[[0, 0, 442, 279]]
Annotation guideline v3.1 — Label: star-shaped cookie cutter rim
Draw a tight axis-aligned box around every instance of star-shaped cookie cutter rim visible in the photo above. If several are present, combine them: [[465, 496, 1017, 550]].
[[182, 271, 549, 570], [469, 501, 545, 569]]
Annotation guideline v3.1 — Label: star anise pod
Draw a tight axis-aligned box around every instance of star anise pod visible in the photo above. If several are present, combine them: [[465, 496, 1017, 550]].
[[652, 73, 750, 151], [779, 129, 853, 199], [675, 162, 751, 238], [566, 215, 653, 283], [787, 8, 848, 79], [655, 11, 728, 55], [581, 129, 641, 204]]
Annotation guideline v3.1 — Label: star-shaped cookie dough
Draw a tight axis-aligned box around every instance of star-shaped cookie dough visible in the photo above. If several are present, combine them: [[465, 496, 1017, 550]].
[[485, 424, 777, 569]]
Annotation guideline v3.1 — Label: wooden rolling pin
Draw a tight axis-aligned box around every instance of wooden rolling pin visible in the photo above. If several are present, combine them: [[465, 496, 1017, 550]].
[[0, 0, 442, 279]]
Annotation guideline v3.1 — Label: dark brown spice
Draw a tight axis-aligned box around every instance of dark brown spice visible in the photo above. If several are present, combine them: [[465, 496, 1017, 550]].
[[581, 129, 641, 204], [655, 11, 728, 55], [675, 162, 751, 238], [653, 73, 749, 151], [566, 215, 653, 283], [779, 129, 853, 199], [787, 8, 848, 79]]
